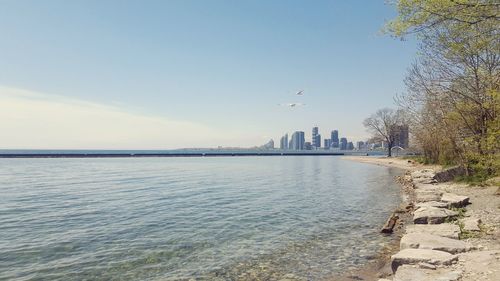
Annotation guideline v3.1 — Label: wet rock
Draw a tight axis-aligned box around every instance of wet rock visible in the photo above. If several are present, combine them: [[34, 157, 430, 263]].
[[393, 265, 462, 281], [405, 224, 461, 239], [440, 193, 469, 208], [391, 249, 458, 272], [461, 217, 481, 232], [413, 207, 458, 224], [400, 233, 472, 254]]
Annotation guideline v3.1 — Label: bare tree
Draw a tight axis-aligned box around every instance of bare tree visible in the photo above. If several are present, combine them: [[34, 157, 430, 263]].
[[363, 108, 404, 157]]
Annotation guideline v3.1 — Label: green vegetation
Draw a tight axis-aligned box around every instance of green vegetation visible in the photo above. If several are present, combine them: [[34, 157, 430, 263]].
[[377, 0, 500, 183]]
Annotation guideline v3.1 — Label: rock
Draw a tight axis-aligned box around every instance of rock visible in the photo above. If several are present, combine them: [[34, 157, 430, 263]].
[[461, 217, 481, 232], [440, 193, 469, 208], [411, 169, 438, 184], [400, 233, 472, 254], [405, 224, 461, 239], [378, 279, 392, 281], [381, 213, 399, 233], [391, 249, 458, 272], [433, 166, 467, 183], [413, 207, 458, 224], [415, 201, 448, 209], [411, 169, 436, 179], [415, 190, 443, 202], [418, 262, 436, 270], [393, 265, 462, 281]]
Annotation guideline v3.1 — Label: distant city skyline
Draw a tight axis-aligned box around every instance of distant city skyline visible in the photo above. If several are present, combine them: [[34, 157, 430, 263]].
[[0, 1, 417, 149]]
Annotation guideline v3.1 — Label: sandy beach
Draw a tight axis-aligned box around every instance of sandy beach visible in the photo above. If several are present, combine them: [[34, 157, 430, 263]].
[[336, 156, 500, 281]]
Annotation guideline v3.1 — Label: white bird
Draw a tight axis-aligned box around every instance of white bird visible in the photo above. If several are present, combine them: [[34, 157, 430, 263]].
[[296, 90, 304, 96], [279, 103, 305, 107]]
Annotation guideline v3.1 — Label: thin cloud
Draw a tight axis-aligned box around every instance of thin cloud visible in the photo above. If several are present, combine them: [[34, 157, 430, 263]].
[[0, 86, 236, 149]]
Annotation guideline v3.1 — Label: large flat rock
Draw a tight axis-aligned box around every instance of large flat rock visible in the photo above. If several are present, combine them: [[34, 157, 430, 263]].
[[405, 223, 461, 239], [400, 233, 472, 254], [415, 201, 448, 209], [441, 193, 469, 208], [391, 249, 458, 272], [393, 265, 462, 281], [415, 191, 442, 203], [413, 206, 458, 224]]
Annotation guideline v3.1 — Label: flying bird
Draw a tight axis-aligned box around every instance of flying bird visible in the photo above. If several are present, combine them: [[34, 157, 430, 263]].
[[296, 90, 304, 96], [279, 103, 305, 108]]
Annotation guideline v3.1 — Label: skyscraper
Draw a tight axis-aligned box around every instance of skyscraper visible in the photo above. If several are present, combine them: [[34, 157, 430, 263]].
[[312, 127, 321, 149], [393, 125, 409, 149], [340, 137, 347, 150], [280, 133, 288, 150], [324, 139, 331, 149], [356, 141, 365, 150], [290, 131, 305, 150], [331, 130, 339, 148], [347, 141, 354, 150]]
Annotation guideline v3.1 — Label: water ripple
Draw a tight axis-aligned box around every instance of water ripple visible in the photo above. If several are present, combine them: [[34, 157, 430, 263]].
[[0, 157, 401, 280]]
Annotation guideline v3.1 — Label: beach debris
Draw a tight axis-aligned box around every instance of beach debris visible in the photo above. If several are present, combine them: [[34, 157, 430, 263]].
[[381, 213, 399, 233]]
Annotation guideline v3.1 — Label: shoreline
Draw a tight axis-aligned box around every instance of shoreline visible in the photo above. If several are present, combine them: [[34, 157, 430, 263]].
[[332, 156, 417, 281], [339, 156, 500, 281]]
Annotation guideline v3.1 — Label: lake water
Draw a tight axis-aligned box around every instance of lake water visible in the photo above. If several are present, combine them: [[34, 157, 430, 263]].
[[0, 157, 402, 280]]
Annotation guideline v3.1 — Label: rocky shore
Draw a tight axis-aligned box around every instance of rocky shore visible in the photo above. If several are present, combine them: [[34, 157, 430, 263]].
[[341, 156, 500, 281]]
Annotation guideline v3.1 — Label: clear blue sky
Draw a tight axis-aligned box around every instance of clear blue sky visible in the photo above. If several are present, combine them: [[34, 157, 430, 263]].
[[0, 0, 417, 149]]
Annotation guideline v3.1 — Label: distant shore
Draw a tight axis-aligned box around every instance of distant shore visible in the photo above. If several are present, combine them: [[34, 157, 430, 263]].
[[0, 150, 386, 158]]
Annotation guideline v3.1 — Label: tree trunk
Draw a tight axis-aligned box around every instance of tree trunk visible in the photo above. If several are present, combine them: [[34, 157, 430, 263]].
[[387, 143, 393, 157]]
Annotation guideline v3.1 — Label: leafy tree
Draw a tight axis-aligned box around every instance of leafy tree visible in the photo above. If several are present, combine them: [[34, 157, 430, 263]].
[[363, 108, 405, 157], [386, 0, 499, 180]]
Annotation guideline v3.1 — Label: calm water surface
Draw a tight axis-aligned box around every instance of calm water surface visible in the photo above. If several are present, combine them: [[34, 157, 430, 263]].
[[0, 157, 402, 280]]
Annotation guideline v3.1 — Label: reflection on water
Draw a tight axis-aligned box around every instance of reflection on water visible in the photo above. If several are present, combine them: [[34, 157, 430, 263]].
[[0, 157, 401, 280]]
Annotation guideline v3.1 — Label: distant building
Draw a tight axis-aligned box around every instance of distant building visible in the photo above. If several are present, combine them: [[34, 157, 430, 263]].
[[261, 139, 274, 149], [280, 133, 288, 150], [304, 142, 312, 150], [290, 131, 305, 150], [324, 139, 331, 149], [347, 141, 354, 150], [312, 127, 321, 148], [356, 141, 365, 150], [393, 125, 409, 149], [331, 130, 339, 148], [340, 137, 348, 150]]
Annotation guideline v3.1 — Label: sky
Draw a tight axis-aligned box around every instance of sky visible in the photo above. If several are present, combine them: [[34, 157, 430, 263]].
[[0, 0, 417, 149]]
